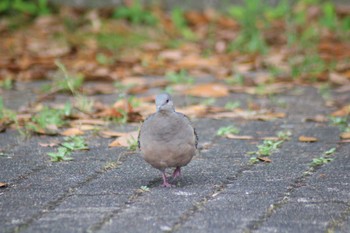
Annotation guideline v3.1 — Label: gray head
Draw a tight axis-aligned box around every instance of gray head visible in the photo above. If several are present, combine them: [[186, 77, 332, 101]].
[[155, 93, 174, 112]]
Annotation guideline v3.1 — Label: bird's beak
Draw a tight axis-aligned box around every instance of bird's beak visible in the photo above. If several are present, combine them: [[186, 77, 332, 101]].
[[156, 105, 161, 111]]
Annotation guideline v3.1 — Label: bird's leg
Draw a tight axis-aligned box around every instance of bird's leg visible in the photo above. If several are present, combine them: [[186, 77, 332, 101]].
[[161, 171, 173, 187], [172, 166, 181, 179]]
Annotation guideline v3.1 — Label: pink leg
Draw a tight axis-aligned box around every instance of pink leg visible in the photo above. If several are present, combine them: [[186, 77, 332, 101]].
[[172, 166, 181, 179], [161, 172, 173, 187]]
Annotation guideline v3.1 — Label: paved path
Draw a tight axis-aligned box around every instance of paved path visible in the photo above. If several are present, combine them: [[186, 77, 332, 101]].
[[1, 83, 349, 233]]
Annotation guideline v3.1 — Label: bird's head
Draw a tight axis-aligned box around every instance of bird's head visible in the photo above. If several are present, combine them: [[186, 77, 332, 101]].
[[155, 93, 174, 112]]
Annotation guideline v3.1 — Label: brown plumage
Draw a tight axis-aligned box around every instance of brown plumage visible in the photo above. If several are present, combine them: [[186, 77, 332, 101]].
[[138, 93, 198, 187]]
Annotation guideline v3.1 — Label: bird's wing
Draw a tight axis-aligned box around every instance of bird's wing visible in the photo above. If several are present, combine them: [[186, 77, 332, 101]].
[[176, 112, 198, 149]]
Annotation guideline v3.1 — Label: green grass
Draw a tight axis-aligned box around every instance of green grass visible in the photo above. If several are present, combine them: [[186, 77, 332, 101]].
[[170, 7, 196, 40], [0, 77, 13, 90], [257, 139, 283, 156], [227, 0, 269, 54], [113, 1, 157, 25], [310, 147, 336, 167], [0, 0, 51, 16], [127, 135, 138, 151], [61, 136, 89, 151], [25, 106, 66, 134], [216, 125, 240, 136], [97, 32, 148, 51], [329, 116, 350, 132], [47, 147, 73, 162], [224, 101, 241, 110], [41, 61, 84, 94], [47, 136, 89, 162], [165, 70, 194, 85]]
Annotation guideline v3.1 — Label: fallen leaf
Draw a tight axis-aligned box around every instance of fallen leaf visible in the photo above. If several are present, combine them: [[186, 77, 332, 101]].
[[38, 141, 59, 147], [185, 83, 229, 97], [304, 115, 328, 123], [329, 72, 350, 85], [100, 131, 126, 138], [225, 134, 254, 140], [299, 136, 318, 142], [340, 132, 350, 139], [71, 119, 107, 126], [60, 128, 84, 136], [158, 50, 182, 61], [258, 157, 272, 163], [255, 112, 286, 121], [0, 182, 8, 188], [331, 105, 350, 117], [108, 131, 139, 147]]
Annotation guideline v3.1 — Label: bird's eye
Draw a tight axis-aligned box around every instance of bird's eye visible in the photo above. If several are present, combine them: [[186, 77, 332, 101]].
[[166, 99, 169, 103]]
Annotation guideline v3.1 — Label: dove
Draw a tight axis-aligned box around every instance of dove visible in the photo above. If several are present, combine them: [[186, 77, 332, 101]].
[[138, 93, 198, 187]]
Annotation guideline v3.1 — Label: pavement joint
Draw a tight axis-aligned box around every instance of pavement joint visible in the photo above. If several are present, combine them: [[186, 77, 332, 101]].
[[243, 144, 344, 233], [170, 164, 255, 232]]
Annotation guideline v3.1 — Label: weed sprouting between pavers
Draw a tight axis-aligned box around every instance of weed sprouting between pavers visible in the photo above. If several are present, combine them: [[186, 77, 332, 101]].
[[249, 130, 292, 164], [47, 136, 89, 162]]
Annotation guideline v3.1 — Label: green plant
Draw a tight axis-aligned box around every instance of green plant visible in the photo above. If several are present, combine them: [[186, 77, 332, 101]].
[[113, 2, 157, 25], [257, 139, 283, 156], [277, 130, 292, 141], [227, 0, 268, 54], [170, 8, 196, 40], [0, 97, 16, 121], [47, 147, 73, 162], [0, 0, 51, 16], [200, 98, 216, 106], [55, 61, 84, 94], [329, 116, 349, 132], [127, 136, 138, 151], [140, 186, 150, 192], [225, 74, 245, 86], [96, 53, 114, 65], [216, 125, 240, 136], [61, 136, 89, 151], [165, 70, 194, 85], [224, 101, 241, 110], [310, 157, 333, 167], [318, 84, 332, 100], [97, 33, 148, 51], [47, 136, 88, 162], [0, 77, 13, 90], [74, 95, 94, 114], [31, 106, 66, 130], [324, 147, 336, 155], [319, 2, 337, 31]]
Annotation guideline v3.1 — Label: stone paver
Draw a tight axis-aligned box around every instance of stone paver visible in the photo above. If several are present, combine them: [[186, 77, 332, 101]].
[[1, 83, 349, 233]]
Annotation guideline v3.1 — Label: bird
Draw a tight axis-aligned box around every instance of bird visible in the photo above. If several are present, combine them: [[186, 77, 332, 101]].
[[138, 93, 198, 187]]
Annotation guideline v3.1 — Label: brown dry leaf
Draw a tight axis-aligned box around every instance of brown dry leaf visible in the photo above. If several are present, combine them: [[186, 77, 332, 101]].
[[109, 131, 139, 148], [331, 105, 350, 117], [258, 157, 272, 163], [38, 141, 59, 147], [177, 56, 218, 69], [185, 83, 229, 97], [100, 130, 127, 138], [206, 109, 285, 121], [158, 50, 182, 61], [71, 119, 107, 126], [340, 132, 350, 139], [225, 134, 254, 140], [304, 115, 328, 123], [0, 182, 8, 188], [60, 128, 84, 136], [255, 112, 286, 121], [298, 136, 318, 142], [329, 72, 350, 85]]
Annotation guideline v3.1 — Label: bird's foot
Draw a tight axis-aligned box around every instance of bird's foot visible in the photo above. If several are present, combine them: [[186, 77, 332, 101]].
[[161, 181, 174, 188], [172, 166, 181, 179], [161, 172, 174, 188]]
